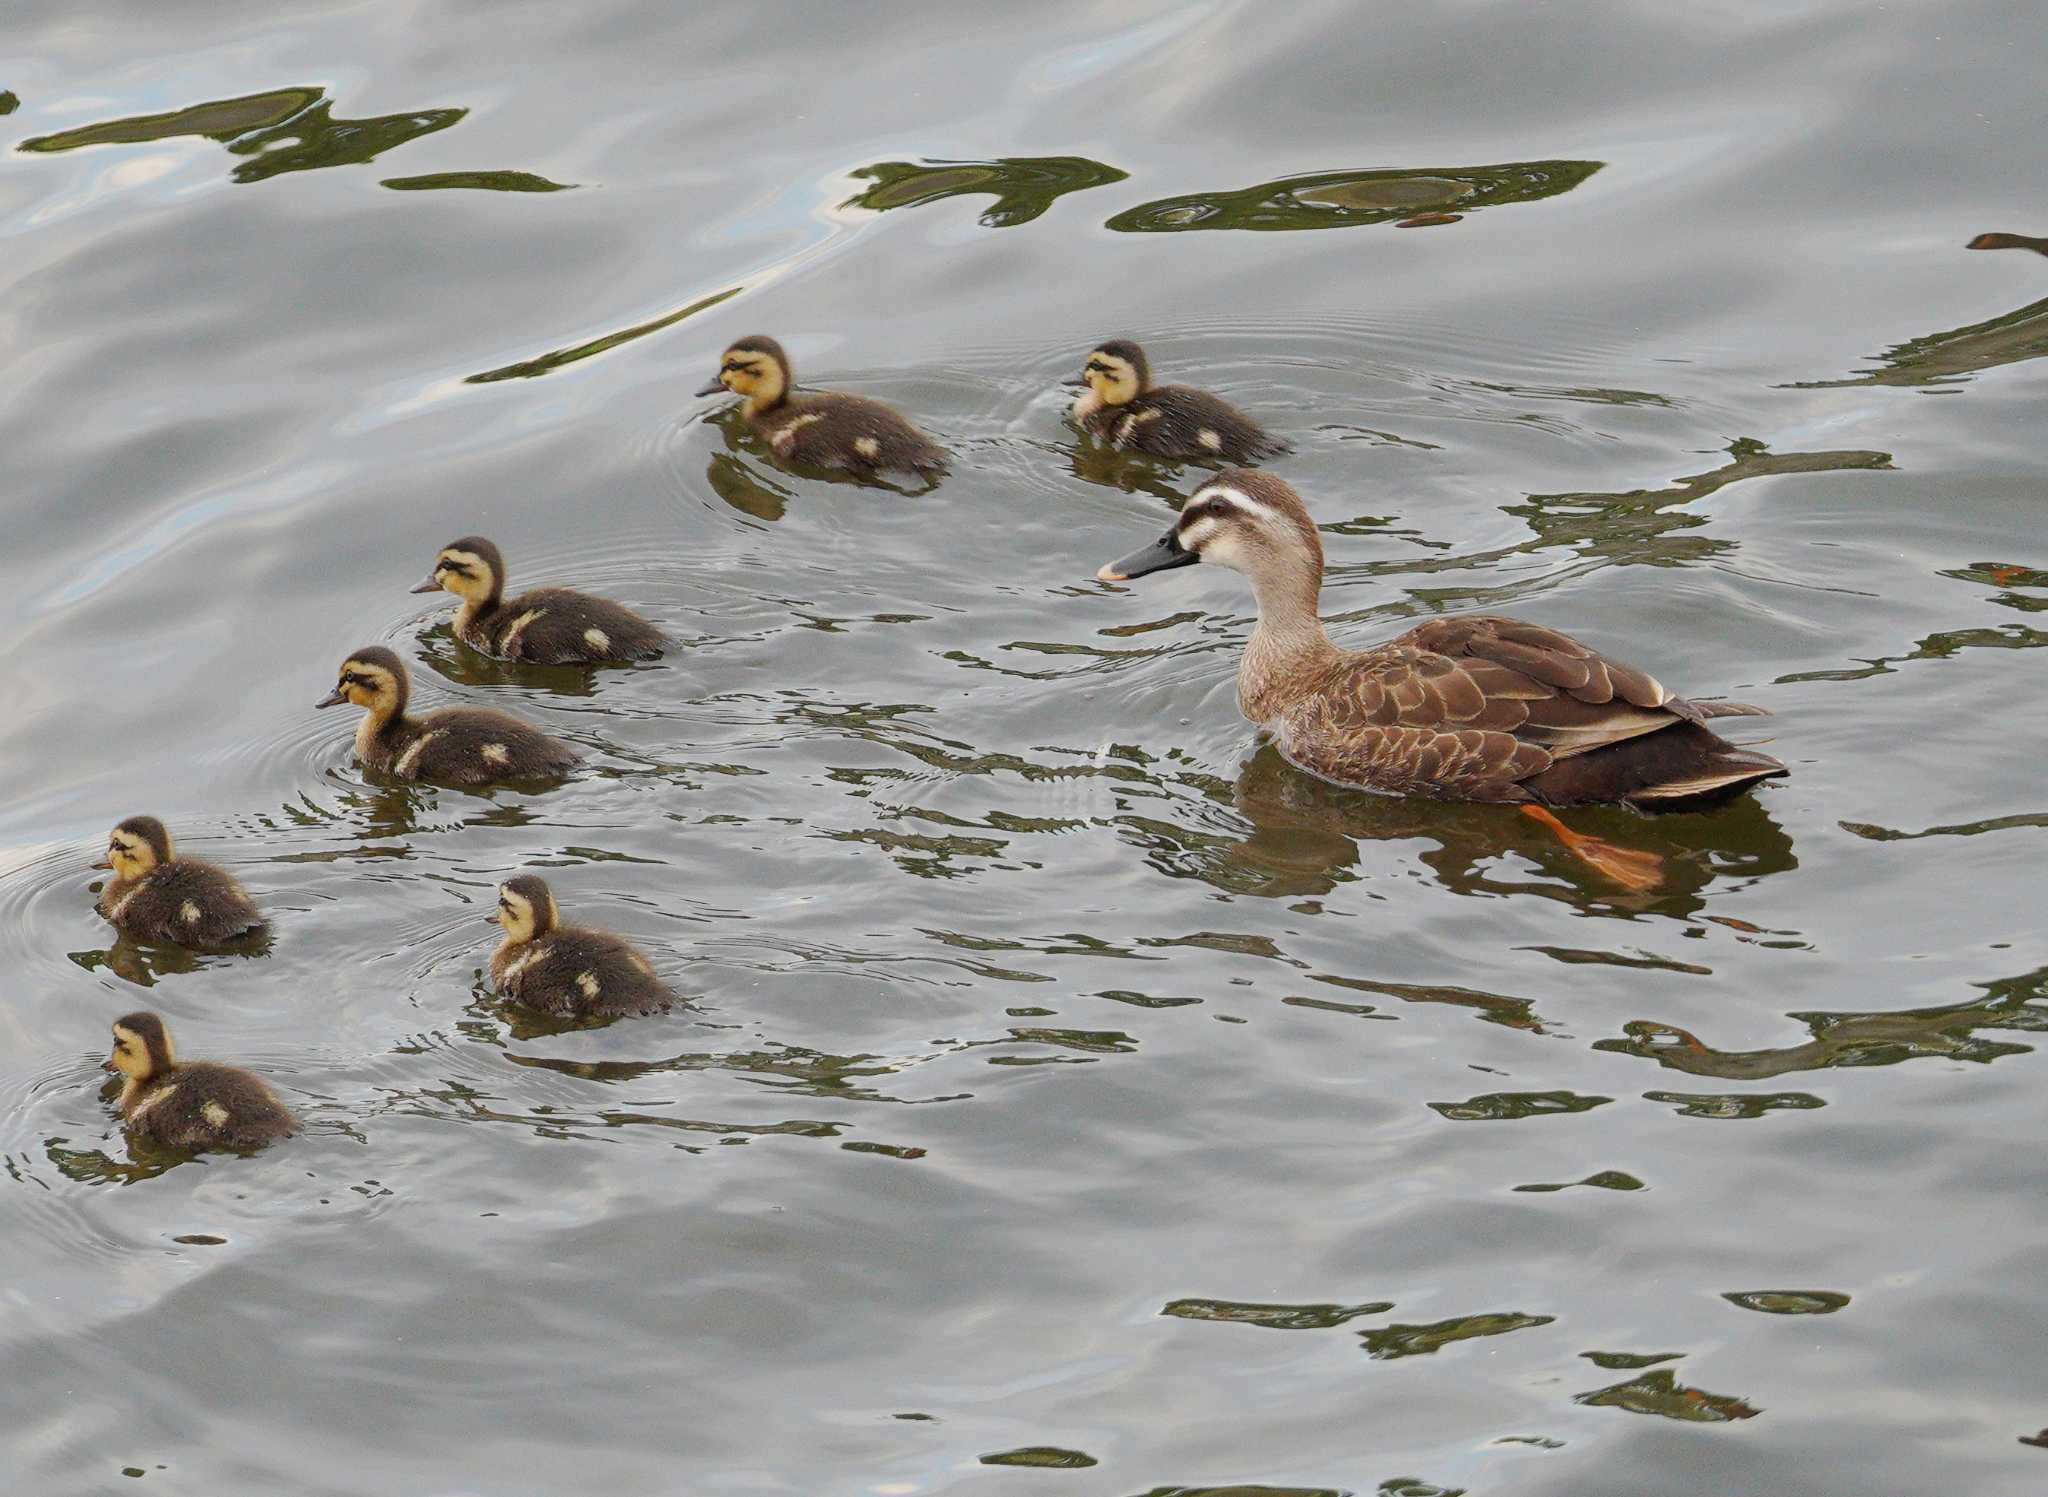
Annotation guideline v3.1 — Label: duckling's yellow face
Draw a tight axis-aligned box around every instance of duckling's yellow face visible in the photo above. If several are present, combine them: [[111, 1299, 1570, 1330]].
[[490, 884, 544, 943], [107, 1023, 157, 1081], [711, 346, 786, 407], [422, 546, 495, 604], [324, 657, 400, 714], [1082, 349, 1143, 407], [102, 827, 159, 882]]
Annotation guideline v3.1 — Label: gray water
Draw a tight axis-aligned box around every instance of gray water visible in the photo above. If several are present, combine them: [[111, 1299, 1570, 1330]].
[[4, 3, 2046, 1493]]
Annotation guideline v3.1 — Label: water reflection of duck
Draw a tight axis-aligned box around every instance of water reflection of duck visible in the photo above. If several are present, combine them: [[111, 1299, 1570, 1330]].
[[1202, 744, 1795, 909], [696, 335, 946, 481], [1097, 472, 1788, 890], [1065, 340, 1285, 464]]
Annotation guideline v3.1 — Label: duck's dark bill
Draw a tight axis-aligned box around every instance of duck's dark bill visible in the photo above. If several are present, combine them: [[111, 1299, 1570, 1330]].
[[314, 687, 346, 709], [1097, 528, 1196, 583], [694, 378, 727, 397], [409, 576, 442, 594], [1060, 374, 1089, 388]]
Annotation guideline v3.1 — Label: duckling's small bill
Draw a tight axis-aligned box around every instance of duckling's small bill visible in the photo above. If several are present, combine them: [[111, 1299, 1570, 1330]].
[[314, 685, 347, 708], [1098, 528, 1198, 583], [694, 377, 727, 397]]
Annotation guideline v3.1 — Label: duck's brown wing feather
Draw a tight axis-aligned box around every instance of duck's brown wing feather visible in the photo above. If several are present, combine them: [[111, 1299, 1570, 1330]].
[[1273, 616, 1754, 799]]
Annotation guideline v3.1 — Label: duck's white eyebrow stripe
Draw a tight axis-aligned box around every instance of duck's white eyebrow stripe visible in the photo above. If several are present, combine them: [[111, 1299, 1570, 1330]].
[[1194, 487, 1264, 513]]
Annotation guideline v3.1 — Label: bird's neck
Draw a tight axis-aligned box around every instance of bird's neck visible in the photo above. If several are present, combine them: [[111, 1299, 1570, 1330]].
[[1239, 563, 1339, 724]]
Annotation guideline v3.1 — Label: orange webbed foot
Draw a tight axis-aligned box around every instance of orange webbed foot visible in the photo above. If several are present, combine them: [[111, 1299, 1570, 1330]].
[[1519, 804, 1665, 893]]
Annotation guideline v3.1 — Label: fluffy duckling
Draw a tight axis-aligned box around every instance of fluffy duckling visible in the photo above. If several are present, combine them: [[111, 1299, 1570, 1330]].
[[1096, 471, 1787, 889], [487, 873, 676, 1019], [107, 1011, 295, 1153], [316, 645, 580, 785], [1068, 339, 1285, 464], [411, 535, 666, 665], [94, 816, 266, 946], [696, 334, 947, 478]]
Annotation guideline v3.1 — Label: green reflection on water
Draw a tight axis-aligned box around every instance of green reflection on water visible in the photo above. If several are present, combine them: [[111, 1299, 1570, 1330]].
[[1575, 1368, 1760, 1422], [1106, 159, 1601, 233], [18, 86, 322, 151], [1428, 1090, 1610, 1121], [1598, 973, 2048, 1081], [1582, 1349, 1684, 1369], [1357, 1310, 1554, 1359], [980, 1446, 1098, 1468], [842, 155, 1127, 228], [1793, 295, 2048, 389], [1508, 437, 1894, 570], [17, 86, 473, 187], [1723, 1289, 1850, 1315], [228, 100, 465, 184], [1642, 1090, 1822, 1119], [468, 285, 743, 384], [1162, 1297, 1394, 1330], [0, 90, 19, 116], [382, 170, 575, 192]]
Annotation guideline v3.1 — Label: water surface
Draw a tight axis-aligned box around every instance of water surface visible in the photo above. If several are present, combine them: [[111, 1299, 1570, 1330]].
[[4, 3, 2046, 1494]]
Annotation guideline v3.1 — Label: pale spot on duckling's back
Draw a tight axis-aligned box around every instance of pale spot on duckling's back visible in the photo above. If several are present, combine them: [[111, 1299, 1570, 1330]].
[[396, 731, 444, 778], [576, 971, 601, 999], [502, 944, 548, 983], [202, 1100, 231, 1128], [180, 900, 203, 924], [130, 1083, 178, 1123], [481, 743, 510, 766], [1115, 408, 1162, 445], [771, 412, 824, 453], [501, 609, 547, 654], [1198, 428, 1223, 452], [584, 628, 609, 653], [853, 436, 881, 460]]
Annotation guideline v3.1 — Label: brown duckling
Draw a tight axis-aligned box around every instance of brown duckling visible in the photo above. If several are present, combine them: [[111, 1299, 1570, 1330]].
[[107, 1011, 295, 1153], [94, 815, 266, 946], [1067, 339, 1285, 464], [1095, 471, 1787, 890], [411, 535, 666, 665], [487, 873, 676, 1019], [696, 334, 947, 478], [315, 645, 580, 785]]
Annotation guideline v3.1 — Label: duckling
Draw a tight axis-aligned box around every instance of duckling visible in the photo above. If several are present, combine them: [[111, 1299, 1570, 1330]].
[[411, 535, 666, 665], [94, 816, 266, 946], [315, 645, 580, 785], [696, 334, 947, 478], [1096, 471, 1788, 889], [106, 1011, 295, 1153], [1067, 339, 1286, 464], [487, 873, 676, 1018]]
